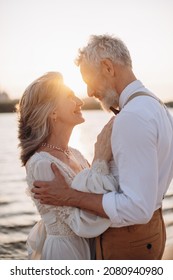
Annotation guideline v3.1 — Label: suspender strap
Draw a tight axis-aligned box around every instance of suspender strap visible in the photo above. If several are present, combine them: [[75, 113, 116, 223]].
[[110, 92, 164, 115], [110, 91, 171, 128], [123, 91, 173, 129], [123, 91, 164, 108]]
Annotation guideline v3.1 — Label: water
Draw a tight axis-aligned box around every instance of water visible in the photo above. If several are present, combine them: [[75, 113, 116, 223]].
[[0, 110, 173, 259]]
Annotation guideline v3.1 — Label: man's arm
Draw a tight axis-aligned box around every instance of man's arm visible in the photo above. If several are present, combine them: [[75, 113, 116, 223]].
[[32, 163, 108, 218]]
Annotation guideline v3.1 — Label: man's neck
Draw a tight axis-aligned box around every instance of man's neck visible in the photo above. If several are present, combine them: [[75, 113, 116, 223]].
[[114, 65, 137, 96]]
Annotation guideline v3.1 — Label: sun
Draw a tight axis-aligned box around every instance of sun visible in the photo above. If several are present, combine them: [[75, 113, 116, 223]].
[[62, 66, 86, 99]]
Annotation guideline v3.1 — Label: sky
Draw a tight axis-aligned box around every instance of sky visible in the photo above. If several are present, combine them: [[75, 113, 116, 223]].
[[0, 0, 173, 101]]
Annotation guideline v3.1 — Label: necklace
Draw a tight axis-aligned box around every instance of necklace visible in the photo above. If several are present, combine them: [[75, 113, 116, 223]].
[[41, 143, 70, 159]]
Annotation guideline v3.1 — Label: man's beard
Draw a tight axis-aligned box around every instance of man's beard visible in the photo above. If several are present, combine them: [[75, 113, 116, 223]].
[[100, 88, 119, 112]]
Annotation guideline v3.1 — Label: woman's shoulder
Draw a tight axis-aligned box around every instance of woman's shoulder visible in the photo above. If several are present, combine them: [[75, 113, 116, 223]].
[[26, 152, 53, 172], [27, 151, 51, 164], [26, 152, 56, 181]]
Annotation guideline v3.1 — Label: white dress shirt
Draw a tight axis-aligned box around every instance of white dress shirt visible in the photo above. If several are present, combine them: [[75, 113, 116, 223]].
[[103, 80, 173, 227]]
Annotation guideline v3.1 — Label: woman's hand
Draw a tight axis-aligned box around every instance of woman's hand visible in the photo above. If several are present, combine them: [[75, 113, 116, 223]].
[[93, 117, 115, 163]]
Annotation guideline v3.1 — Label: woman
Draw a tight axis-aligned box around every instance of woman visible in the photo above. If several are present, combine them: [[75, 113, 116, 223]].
[[17, 72, 118, 260]]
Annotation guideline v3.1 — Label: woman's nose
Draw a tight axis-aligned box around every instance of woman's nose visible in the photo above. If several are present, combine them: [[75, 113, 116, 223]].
[[76, 96, 84, 106]]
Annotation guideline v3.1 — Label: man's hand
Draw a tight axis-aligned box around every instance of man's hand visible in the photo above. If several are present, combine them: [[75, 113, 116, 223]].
[[32, 162, 108, 218], [32, 163, 72, 206], [93, 116, 114, 163]]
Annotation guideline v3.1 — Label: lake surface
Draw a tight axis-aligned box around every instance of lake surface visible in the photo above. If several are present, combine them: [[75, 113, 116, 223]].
[[0, 110, 173, 259]]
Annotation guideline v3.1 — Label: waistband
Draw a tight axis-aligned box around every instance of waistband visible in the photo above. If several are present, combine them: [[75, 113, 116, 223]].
[[109, 207, 162, 231]]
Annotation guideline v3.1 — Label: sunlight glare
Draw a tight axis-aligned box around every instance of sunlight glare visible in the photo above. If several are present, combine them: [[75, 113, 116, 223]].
[[62, 67, 86, 98]]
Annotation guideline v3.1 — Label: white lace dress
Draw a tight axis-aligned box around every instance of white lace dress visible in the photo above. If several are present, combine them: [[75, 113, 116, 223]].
[[26, 149, 119, 260]]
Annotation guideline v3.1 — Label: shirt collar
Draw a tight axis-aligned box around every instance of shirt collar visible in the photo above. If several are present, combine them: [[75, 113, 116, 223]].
[[119, 80, 151, 109]]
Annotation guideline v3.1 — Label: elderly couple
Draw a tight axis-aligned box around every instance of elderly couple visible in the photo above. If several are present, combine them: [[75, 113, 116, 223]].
[[17, 34, 173, 260]]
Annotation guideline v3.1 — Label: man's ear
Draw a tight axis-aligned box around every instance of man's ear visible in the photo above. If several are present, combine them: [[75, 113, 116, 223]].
[[101, 59, 115, 76]]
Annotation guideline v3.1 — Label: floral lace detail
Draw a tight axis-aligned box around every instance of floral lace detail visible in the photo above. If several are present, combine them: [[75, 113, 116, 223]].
[[45, 221, 75, 236], [25, 150, 88, 236], [42, 207, 76, 236]]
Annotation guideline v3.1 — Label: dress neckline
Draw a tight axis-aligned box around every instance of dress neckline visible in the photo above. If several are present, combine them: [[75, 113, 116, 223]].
[[35, 150, 82, 176]]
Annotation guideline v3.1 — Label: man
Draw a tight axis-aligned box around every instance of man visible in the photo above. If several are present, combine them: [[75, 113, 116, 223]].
[[32, 34, 173, 259]]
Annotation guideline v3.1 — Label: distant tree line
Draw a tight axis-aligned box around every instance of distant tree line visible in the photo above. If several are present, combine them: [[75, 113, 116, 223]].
[[0, 100, 19, 113], [82, 97, 101, 110], [165, 101, 173, 108], [0, 91, 19, 113], [0, 92, 101, 112], [0, 91, 172, 113]]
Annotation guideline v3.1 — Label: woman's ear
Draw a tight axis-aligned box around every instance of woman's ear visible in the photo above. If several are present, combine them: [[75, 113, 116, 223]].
[[101, 59, 115, 77], [50, 111, 57, 122]]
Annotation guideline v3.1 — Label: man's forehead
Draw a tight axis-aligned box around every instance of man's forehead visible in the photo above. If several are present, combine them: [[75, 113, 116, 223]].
[[80, 61, 95, 76], [80, 61, 89, 72]]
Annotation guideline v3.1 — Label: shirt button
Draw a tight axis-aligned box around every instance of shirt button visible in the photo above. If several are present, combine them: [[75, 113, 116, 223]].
[[146, 243, 152, 249]]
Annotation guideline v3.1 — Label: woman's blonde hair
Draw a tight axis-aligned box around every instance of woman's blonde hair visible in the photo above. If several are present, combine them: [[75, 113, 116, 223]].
[[17, 71, 64, 166]]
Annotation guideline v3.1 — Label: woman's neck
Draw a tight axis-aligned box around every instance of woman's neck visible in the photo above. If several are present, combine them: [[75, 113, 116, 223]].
[[46, 125, 73, 150]]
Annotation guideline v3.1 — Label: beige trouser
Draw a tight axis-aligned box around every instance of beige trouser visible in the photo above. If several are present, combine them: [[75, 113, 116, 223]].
[[96, 208, 166, 260]]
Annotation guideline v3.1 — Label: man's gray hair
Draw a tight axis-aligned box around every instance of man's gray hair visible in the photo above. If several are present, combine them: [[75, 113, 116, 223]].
[[75, 34, 132, 68]]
